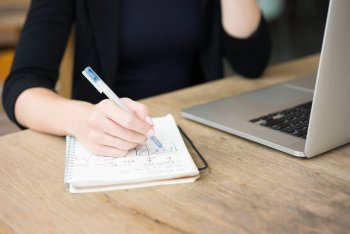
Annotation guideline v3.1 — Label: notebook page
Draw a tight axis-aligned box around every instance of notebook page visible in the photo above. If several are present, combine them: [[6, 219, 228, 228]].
[[67, 114, 199, 186]]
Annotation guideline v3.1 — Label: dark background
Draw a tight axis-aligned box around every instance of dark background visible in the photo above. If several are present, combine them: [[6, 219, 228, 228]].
[[267, 0, 329, 64]]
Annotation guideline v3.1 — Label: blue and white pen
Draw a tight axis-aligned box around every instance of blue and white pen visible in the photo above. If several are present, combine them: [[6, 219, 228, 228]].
[[82, 66, 164, 150]]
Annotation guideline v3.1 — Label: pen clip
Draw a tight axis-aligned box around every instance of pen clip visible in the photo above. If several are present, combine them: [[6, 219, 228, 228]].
[[82, 67, 103, 93]]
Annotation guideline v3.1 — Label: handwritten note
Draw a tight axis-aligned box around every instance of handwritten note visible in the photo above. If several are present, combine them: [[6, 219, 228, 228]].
[[73, 139, 186, 175], [65, 114, 199, 189]]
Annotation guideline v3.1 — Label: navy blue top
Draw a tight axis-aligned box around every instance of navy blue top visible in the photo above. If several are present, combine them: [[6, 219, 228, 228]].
[[117, 0, 202, 99]]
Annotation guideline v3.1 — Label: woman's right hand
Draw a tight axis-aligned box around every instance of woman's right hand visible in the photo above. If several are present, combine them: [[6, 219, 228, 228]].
[[72, 98, 154, 157]]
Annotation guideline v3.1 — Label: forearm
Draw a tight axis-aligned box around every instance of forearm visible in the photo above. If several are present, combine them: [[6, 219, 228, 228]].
[[220, 0, 261, 38], [14, 87, 153, 157], [15, 87, 93, 136]]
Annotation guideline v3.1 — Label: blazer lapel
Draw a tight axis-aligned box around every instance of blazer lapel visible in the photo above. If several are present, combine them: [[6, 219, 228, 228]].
[[86, 0, 119, 86]]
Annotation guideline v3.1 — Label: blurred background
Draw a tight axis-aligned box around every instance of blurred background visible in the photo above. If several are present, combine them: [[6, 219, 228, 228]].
[[0, 0, 329, 135], [260, 0, 329, 64]]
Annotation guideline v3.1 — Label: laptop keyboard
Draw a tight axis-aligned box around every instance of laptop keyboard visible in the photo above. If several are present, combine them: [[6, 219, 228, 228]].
[[249, 102, 312, 139]]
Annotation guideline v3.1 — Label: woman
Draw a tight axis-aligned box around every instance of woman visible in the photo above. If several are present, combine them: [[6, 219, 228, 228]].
[[2, 0, 270, 157]]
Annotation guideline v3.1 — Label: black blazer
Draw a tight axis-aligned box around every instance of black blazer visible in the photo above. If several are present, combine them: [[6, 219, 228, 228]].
[[2, 0, 270, 125]]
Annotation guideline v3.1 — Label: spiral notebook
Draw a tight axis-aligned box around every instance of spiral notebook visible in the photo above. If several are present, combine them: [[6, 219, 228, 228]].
[[64, 114, 200, 193]]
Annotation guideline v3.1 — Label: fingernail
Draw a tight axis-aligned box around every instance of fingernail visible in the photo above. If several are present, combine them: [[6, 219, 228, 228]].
[[146, 129, 155, 137], [145, 116, 154, 126]]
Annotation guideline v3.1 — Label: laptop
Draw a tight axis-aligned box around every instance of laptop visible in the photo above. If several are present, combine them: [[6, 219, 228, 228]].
[[181, 0, 350, 158]]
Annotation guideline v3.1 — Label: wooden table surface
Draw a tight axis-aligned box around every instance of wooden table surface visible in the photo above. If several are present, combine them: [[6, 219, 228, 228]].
[[1, 55, 349, 234]]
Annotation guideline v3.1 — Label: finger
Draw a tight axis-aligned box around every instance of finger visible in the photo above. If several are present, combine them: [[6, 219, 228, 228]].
[[88, 131, 138, 151], [121, 98, 150, 120], [96, 116, 147, 144], [88, 101, 147, 144], [100, 100, 152, 135]]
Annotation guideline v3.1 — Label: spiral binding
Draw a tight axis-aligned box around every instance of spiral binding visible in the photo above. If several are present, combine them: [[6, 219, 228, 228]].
[[64, 135, 76, 188]]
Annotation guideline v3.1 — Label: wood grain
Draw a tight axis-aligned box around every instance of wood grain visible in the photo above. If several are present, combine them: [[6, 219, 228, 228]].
[[0, 54, 349, 234]]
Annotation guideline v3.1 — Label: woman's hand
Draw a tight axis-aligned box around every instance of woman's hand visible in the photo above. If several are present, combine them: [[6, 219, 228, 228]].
[[72, 98, 154, 157], [15, 88, 153, 157]]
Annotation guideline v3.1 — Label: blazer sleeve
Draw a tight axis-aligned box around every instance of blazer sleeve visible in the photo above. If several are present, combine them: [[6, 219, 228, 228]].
[[2, 0, 74, 127], [222, 14, 271, 78]]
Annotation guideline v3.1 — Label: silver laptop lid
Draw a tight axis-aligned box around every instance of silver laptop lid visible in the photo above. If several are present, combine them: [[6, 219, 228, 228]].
[[305, 0, 350, 157]]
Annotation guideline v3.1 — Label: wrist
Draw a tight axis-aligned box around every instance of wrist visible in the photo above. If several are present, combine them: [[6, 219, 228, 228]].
[[63, 101, 94, 137]]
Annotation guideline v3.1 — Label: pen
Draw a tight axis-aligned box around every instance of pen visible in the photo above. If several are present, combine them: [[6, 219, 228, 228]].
[[82, 66, 164, 150]]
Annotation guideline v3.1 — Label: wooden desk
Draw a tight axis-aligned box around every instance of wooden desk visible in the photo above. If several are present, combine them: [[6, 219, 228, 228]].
[[1, 55, 349, 233]]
